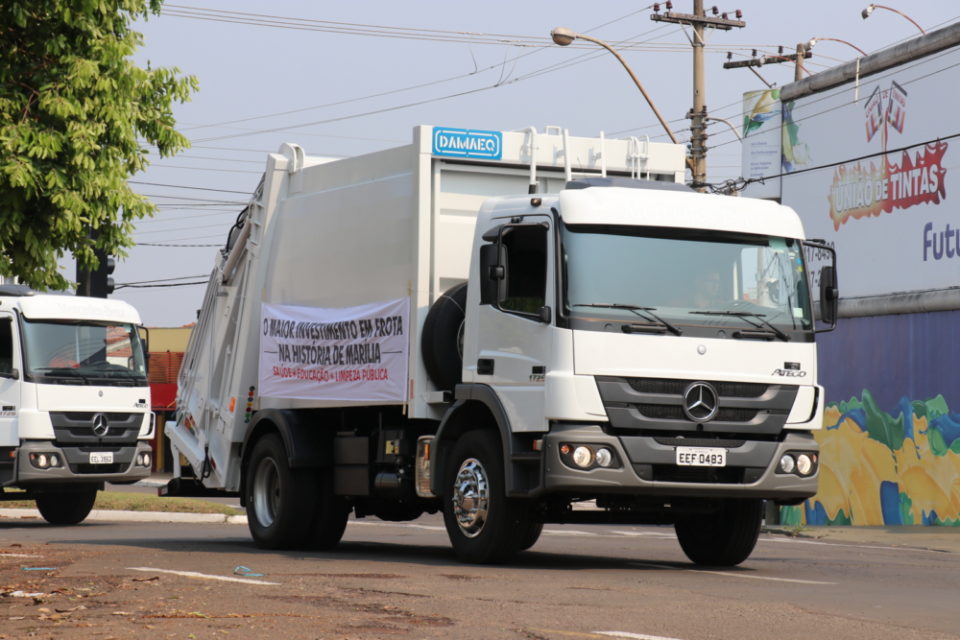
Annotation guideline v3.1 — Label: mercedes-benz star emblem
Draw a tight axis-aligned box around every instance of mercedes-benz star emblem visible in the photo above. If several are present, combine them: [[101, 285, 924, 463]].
[[682, 382, 719, 423], [91, 413, 110, 437]]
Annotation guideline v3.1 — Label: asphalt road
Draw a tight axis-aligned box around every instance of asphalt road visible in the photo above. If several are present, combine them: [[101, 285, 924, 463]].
[[1, 513, 958, 640]]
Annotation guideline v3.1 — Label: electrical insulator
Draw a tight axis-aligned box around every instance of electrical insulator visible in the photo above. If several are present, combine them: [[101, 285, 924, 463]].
[[736, 9, 743, 18]]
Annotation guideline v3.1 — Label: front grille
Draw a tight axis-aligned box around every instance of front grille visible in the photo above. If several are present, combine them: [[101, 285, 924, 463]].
[[653, 436, 747, 448], [650, 464, 744, 483], [49, 412, 143, 446], [629, 378, 767, 398], [72, 463, 126, 474], [597, 376, 799, 435]]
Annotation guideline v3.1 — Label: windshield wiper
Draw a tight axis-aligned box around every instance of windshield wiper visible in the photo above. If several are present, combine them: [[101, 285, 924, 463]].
[[573, 303, 682, 336], [29, 367, 93, 384], [689, 310, 790, 342]]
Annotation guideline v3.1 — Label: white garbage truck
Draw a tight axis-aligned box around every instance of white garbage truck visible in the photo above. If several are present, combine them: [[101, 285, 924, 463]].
[[165, 125, 838, 566], [0, 286, 154, 524]]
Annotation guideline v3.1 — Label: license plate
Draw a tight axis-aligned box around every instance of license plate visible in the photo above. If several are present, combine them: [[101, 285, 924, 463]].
[[676, 446, 726, 467], [89, 452, 114, 465]]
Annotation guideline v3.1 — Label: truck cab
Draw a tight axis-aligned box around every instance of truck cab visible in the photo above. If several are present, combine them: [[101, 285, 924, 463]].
[[0, 285, 154, 524], [431, 179, 838, 565]]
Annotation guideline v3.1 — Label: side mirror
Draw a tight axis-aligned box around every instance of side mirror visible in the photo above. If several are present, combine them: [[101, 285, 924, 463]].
[[819, 265, 838, 328], [0, 367, 19, 380], [479, 243, 508, 306]]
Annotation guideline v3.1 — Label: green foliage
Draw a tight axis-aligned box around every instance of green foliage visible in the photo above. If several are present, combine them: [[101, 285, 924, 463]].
[[0, 0, 197, 289]]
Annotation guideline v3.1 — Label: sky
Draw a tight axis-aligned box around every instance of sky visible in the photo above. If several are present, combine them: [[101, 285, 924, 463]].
[[108, 1, 958, 327]]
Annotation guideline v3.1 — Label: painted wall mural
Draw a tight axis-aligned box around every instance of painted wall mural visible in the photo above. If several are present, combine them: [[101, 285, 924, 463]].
[[781, 390, 960, 527]]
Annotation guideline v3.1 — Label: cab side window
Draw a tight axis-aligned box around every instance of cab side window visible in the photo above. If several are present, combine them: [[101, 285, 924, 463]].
[[0, 318, 13, 374], [501, 225, 548, 316]]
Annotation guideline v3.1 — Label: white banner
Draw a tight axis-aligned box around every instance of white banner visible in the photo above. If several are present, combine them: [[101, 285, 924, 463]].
[[259, 298, 410, 402]]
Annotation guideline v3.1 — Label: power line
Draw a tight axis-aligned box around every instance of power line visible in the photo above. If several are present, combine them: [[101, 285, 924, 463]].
[[129, 181, 250, 194], [117, 280, 209, 289], [731, 132, 960, 192], [137, 242, 222, 247]]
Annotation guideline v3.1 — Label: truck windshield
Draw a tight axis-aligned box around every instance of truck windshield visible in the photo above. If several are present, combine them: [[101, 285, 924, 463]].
[[561, 224, 813, 336], [21, 319, 147, 386]]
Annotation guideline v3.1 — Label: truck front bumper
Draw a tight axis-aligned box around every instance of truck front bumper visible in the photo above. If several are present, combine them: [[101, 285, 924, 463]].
[[542, 423, 818, 502], [13, 441, 153, 486]]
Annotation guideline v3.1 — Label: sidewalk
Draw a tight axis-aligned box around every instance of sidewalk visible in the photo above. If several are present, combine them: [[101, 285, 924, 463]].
[[764, 524, 960, 554]]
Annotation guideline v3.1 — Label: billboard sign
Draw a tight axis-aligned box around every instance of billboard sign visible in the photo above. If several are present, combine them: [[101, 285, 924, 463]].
[[780, 48, 957, 298]]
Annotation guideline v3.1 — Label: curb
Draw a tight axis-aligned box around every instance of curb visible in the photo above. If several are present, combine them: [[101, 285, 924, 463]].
[[0, 508, 248, 525]]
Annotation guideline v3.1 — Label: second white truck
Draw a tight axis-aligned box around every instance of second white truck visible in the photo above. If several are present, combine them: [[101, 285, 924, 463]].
[[165, 125, 838, 566], [0, 286, 154, 524]]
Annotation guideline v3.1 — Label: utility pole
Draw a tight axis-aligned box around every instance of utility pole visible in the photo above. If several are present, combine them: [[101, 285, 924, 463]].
[[651, 1, 745, 190], [722, 45, 813, 83]]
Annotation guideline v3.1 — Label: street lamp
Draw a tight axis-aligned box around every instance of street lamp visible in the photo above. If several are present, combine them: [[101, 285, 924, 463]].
[[807, 37, 868, 57], [550, 26, 681, 147], [861, 4, 926, 34]]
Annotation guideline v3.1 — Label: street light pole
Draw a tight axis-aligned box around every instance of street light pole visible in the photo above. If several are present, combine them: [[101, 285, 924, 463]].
[[861, 4, 926, 34], [550, 27, 680, 147]]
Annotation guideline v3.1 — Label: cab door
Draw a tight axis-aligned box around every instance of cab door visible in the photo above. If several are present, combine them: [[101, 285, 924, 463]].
[[472, 216, 554, 432], [0, 314, 20, 447]]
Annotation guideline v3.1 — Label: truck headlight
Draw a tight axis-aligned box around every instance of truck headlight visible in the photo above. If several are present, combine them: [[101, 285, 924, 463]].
[[777, 451, 818, 476], [559, 443, 620, 470]]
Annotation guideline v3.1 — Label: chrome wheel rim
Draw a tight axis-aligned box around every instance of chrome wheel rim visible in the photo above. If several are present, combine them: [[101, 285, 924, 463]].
[[452, 457, 489, 538], [252, 456, 280, 528]]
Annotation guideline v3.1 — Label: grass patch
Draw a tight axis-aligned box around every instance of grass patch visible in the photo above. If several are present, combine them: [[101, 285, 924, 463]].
[[0, 491, 242, 515]]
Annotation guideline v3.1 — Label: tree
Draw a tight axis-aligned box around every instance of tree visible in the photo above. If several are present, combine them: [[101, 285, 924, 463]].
[[0, 0, 197, 290]]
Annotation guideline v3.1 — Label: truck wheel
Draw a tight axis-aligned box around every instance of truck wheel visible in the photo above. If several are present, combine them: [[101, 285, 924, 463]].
[[674, 498, 764, 566], [421, 282, 467, 391], [246, 433, 320, 550], [36, 486, 98, 525], [442, 430, 530, 563], [515, 521, 544, 552], [308, 468, 350, 550]]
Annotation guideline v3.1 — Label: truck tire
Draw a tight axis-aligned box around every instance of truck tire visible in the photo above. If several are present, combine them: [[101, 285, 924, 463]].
[[308, 468, 350, 550], [246, 433, 325, 550], [421, 282, 467, 391], [674, 498, 764, 566], [35, 486, 98, 525], [442, 430, 532, 564], [515, 521, 544, 552]]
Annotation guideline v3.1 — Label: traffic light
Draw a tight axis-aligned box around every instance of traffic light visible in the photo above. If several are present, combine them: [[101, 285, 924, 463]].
[[77, 250, 115, 298], [90, 250, 115, 298]]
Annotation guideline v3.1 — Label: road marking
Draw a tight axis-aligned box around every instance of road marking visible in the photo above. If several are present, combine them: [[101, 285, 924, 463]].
[[349, 521, 446, 532], [685, 569, 835, 585], [594, 632, 686, 640], [128, 567, 280, 586], [0, 553, 41, 558], [630, 561, 835, 585], [528, 629, 685, 640]]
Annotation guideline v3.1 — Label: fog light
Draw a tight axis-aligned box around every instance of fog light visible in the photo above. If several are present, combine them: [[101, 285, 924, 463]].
[[595, 448, 613, 468], [796, 454, 814, 476], [779, 454, 795, 474], [49, 454, 61, 468], [36, 454, 49, 469], [572, 446, 594, 468], [143, 452, 152, 468]]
